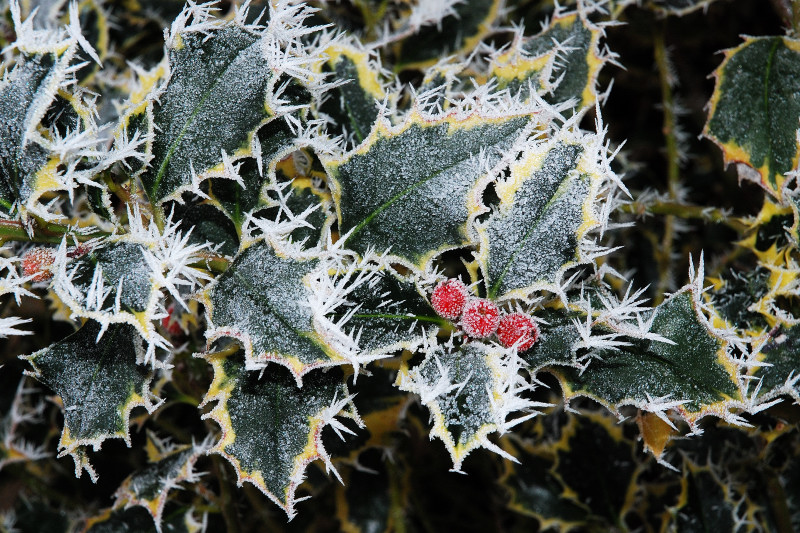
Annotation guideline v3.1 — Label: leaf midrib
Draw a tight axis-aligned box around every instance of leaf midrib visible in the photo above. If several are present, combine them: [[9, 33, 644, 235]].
[[150, 36, 261, 202]]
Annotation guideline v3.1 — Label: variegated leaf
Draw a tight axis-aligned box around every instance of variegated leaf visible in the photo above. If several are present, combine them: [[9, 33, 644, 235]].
[[475, 133, 607, 300], [326, 111, 531, 270], [81, 506, 204, 533], [113, 434, 206, 530], [396, 341, 536, 470], [664, 463, 740, 532], [315, 42, 385, 145], [551, 290, 741, 425], [752, 323, 800, 404], [124, 4, 323, 206], [22, 322, 159, 476], [395, 0, 501, 70], [200, 238, 385, 385], [704, 36, 800, 199], [0, 22, 98, 220], [492, 11, 606, 110], [199, 348, 356, 518]]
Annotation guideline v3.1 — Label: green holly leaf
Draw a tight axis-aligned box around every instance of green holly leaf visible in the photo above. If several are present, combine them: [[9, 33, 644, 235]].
[[520, 312, 582, 371], [113, 434, 206, 530], [753, 324, 800, 403], [126, 4, 324, 206], [206, 119, 298, 233], [704, 36, 800, 199], [396, 341, 537, 470], [171, 201, 239, 257], [648, 0, 717, 16], [82, 506, 204, 533], [53, 225, 210, 364], [281, 177, 336, 250], [495, 11, 606, 110], [0, 26, 97, 219], [395, 0, 501, 70], [336, 266, 443, 358], [475, 133, 609, 300], [22, 322, 159, 478], [553, 412, 640, 526], [334, 453, 399, 533], [199, 348, 357, 518], [316, 42, 385, 146], [200, 238, 386, 385], [551, 290, 741, 423], [326, 111, 531, 270]]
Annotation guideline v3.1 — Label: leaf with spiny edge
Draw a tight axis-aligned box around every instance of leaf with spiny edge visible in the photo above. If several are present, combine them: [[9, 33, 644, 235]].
[[22, 321, 159, 478], [520, 10, 608, 111], [752, 323, 800, 404], [325, 365, 413, 461], [499, 436, 590, 530], [550, 289, 742, 427], [0, 19, 99, 221], [648, 0, 718, 16], [315, 41, 386, 146], [200, 237, 385, 386], [279, 176, 336, 250], [519, 311, 582, 371], [396, 341, 536, 471], [394, 0, 502, 70], [198, 348, 358, 519], [708, 266, 772, 334], [127, 6, 320, 206], [171, 200, 239, 257], [326, 109, 533, 271], [112, 432, 207, 531], [53, 238, 188, 363], [704, 36, 800, 200], [475, 130, 609, 301]]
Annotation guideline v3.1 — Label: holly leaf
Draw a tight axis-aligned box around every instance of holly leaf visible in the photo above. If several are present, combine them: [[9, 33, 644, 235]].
[[395, 0, 501, 70], [335, 266, 442, 358], [520, 312, 582, 371], [126, 4, 323, 206], [206, 119, 299, 233], [753, 324, 800, 404], [200, 238, 384, 385], [22, 322, 159, 478], [500, 437, 590, 529], [171, 201, 239, 257], [664, 463, 739, 532], [199, 348, 357, 518], [553, 413, 640, 526], [475, 133, 608, 300], [0, 25, 97, 220], [704, 36, 800, 199], [495, 11, 606, 110], [334, 453, 399, 533], [326, 111, 531, 270], [113, 435, 206, 531], [551, 290, 741, 424], [82, 506, 204, 533], [396, 342, 537, 470], [316, 42, 385, 146]]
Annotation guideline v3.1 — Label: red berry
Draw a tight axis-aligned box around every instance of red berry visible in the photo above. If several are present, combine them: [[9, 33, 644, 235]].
[[22, 248, 55, 282], [431, 278, 469, 320], [461, 298, 500, 338], [497, 313, 539, 352]]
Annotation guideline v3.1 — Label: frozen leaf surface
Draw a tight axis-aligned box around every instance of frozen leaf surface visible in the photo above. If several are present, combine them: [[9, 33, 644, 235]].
[[199, 349, 353, 518], [475, 137, 602, 300], [704, 36, 800, 198], [23, 322, 158, 471], [327, 112, 530, 270], [553, 290, 741, 422]]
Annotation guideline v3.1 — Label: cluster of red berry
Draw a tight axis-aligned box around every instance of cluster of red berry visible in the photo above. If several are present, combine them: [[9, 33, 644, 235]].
[[430, 279, 539, 351]]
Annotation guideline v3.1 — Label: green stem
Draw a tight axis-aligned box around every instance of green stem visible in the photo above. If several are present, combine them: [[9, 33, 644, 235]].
[[0, 218, 111, 245], [653, 28, 679, 305], [620, 201, 747, 231]]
